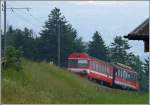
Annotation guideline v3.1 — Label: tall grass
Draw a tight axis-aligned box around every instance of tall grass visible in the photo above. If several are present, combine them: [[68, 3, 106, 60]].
[[2, 59, 149, 104]]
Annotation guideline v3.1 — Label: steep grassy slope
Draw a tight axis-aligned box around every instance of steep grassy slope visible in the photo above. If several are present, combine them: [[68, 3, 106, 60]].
[[2, 59, 149, 104]]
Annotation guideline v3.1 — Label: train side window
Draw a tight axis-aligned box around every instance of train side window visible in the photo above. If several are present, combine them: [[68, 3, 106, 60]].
[[107, 67, 110, 74], [132, 73, 134, 80], [121, 70, 124, 79], [133, 74, 135, 81], [93, 62, 95, 70], [98, 64, 100, 72], [101, 64, 104, 72], [115, 69, 118, 76], [97, 64, 99, 71], [94, 62, 97, 71], [125, 71, 128, 80], [103, 65, 105, 73], [96, 63, 99, 71], [98, 64, 100, 71], [130, 73, 133, 80], [95, 63, 97, 71], [120, 70, 123, 78], [92, 62, 94, 70], [103, 65, 106, 73], [135, 74, 137, 81], [105, 65, 107, 73], [100, 64, 102, 72], [90, 61, 92, 69], [94, 62, 96, 71], [91, 61, 93, 69], [131, 74, 133, 80], [118, 69, 120, 77], [127, 73, 131, 80], [106, 66, 108, 73], [134, 74, 136, 81], [123, 71, 126, 80], [120, 70, 122, 78]]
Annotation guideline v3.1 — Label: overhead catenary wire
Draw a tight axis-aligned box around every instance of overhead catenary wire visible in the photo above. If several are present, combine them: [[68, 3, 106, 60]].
[[7, 3, 43, 30], [7, 9, 42, 32]]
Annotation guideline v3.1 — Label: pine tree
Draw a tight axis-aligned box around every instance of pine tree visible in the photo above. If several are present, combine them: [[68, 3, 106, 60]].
[[110, 36, 130, 64], [39, 7, 85, 66], [88, 31, 108, 61], [142, 58, 149, 91], [144, 57, 149, 77]]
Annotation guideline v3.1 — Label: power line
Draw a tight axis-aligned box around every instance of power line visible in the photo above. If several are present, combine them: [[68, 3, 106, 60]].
[[7, 8, 43, 30], [27, 11, 42, 22], [12, 10, 39, 28], [6, 5, 42, 32], [7, 3, 47, 33], [7, 7, 31, 10]]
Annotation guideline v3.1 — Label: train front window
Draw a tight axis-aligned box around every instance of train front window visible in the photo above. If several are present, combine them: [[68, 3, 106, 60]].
[[68, 59, 78, 67], [78, 59, 88, 66]]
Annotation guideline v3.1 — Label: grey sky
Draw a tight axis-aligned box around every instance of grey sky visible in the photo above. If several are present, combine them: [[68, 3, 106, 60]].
[[1, 1, 149, 61]]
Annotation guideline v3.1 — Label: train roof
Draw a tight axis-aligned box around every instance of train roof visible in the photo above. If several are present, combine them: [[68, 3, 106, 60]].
[[89, 56, 112, 65], [113, 63, 137, 73], [68, 53, 112, 65], [68, 53, 137, 73], [68, 53, 89, 59]]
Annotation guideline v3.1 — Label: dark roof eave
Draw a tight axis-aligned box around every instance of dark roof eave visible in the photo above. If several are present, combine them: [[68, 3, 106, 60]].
[[124, 34, 149, 40]]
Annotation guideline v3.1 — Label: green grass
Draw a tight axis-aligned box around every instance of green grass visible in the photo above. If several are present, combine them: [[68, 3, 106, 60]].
[[2, 59, 149, 104]]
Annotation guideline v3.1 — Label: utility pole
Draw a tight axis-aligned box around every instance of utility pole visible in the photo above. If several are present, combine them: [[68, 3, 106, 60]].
[[4, 1, 6, 58], [57, 21, 61, 67]]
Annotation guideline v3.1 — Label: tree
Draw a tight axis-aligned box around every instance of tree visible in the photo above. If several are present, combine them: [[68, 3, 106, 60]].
[[141, 57, 149, 91], [3, 26, 37, 60], [4, 46, 22, 71], [144, 57, 149, 77], [39, 7, 85, 66], [87, 31, 108, 61], [110, 36, 130, 64]]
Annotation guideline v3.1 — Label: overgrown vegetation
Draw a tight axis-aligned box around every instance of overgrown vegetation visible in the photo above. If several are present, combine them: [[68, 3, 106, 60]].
[[2, 46, 22, 71], [2, 59, 149, 104]]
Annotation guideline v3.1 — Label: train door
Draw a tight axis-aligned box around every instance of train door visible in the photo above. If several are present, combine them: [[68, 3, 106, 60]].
[[112, 67, 116, 86]]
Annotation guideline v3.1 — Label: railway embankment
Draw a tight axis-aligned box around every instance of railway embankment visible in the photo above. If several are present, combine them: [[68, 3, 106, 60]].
[[2, 59, 149, 104]]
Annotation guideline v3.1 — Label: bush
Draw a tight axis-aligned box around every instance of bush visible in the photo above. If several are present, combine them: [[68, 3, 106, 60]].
[[5, 46, 22, 71]]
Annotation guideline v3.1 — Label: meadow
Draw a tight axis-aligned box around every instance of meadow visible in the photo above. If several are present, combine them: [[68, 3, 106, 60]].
[[2, 59, 149, 104]]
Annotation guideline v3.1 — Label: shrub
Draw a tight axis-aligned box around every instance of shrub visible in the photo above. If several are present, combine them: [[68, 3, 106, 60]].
[[5, 46, 22, 71]]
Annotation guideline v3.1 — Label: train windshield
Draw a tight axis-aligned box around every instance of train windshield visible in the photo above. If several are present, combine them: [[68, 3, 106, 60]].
[[68, 59, 88, 67], [78, 59, 88, 66]]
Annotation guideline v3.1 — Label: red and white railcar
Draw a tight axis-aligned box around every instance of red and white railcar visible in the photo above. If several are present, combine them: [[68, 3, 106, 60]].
[[68, 53, 139, 91], [113, 63, 139, 90]]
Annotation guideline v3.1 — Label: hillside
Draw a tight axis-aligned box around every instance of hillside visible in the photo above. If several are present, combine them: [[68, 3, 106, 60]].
[[2, 59, 149, 104]]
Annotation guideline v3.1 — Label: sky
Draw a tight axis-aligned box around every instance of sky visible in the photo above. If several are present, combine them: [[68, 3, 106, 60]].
[[1, 1, 149, 61]]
